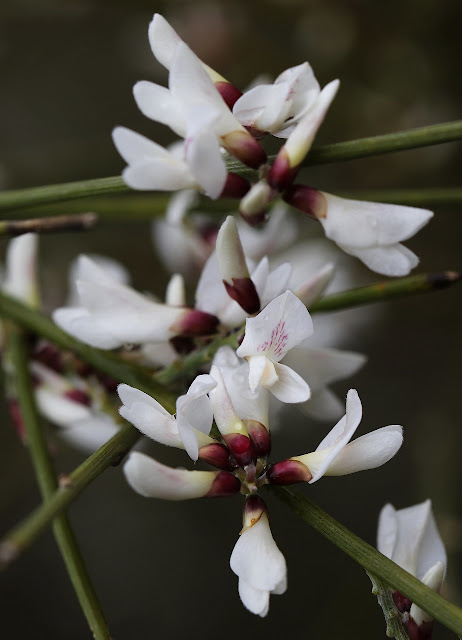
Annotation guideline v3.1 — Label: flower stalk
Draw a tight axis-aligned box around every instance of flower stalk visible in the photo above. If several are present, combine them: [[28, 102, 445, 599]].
[[0, 213, 98, 235]]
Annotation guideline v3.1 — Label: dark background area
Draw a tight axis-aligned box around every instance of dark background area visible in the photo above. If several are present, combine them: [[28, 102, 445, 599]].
[[0, 0, 461, 638]]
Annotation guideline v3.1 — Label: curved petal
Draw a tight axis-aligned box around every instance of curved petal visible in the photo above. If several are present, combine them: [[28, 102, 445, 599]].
[[118, 384, 171, 416], [340, 243, 419, 277], [317, 389, 362, 450], [133, 81, 185, 136], [59, 416, 119, 454], [148, 13, 183, 70], [122, 160, 195, 192], [236, 290, 313, 362], [230, 513, 287, 593], [124, 452, 215, 499], [238, 579, 270, 617], [118, 397, 182, 449], [377, 503, 398, 559], [416, 507, 447, 581], [112, 126, 172, 165], [53, 307, 122, 349], [185, 121, 227, 198], [284, 346, 366, 392], [270, 362, 311, 403], [4, 233, 39, 306]]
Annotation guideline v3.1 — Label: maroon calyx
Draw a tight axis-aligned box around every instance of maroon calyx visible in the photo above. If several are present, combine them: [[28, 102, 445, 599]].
[[266, 459, 312, 485], [408, 617, 434, 640], [283, 184, 324, 219], [64, 388, 92, 406], [222, 131, 267, 170], [7, 400, 27, 443], [268, 150, 299, 191], [177, 309, 219, 337], [223, 433, 256, 467], [33, 341, 65, 373], [199, 442, 236, 471], [215, 81, 243, 110], [169, 336, 195, 356], [223, 278, 260, 314], [393, 590, 412, 613], [220, 173, 251, 199], [244, 419, 271, 458], [207, 471, 241, 498]]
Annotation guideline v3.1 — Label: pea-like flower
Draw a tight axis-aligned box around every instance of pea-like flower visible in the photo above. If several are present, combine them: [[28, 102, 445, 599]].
[[236, 290, 313, 403]]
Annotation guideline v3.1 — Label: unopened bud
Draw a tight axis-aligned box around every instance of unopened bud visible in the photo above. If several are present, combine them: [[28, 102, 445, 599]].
[[207, 471, 241, 497], [199, 442, 236, 471], [266, 459, 313, 485], [283, 185, 327, 219], [241, 494, 268, 532], [243, 419, 271, 458], [171, 308, 219, 337], [220, 173, 251, 199], [239, 180, 274, 225], [216, 216, 260, 313], [64, 389, 92, 407], [223, 433, 256, 467], [221, 130, 267, 169], [215, 81, 243, 110]]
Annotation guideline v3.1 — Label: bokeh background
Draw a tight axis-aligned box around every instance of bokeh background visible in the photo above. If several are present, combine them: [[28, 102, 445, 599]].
[[0, 0, 461, 638]]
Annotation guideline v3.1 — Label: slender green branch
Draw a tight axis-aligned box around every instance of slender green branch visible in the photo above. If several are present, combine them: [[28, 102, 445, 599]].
[[5, 324, 111, 639], [0, 291, 176, 412], [309, 271, 461, 313], [7, 187, 462, 222], [269, 486, 462, 637], [0, 213, 98, 235], [1, 120, 461, 212], [0, 421, 139, 568]]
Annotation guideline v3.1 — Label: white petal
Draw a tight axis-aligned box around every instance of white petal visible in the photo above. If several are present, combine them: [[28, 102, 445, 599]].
[[258, 262, 293, 309], [233, 83, 292, 133], [317, 389, 363, 450], [377, 503, 398, 559], [53, 307, 121, 349], [270, 362, 311, 403], [118, 384, 171, 416], [4, 233, 39, 306], [59, 416, 119, 454], [322, 424, 403, 475], [209, 365, 244, 436], [230, 513, 287, 593], [340, 242, 419, 277], [216, 216, 250, 283], [118, 397, 182, 449], [236, 290, 313, 362], [238, 579, 270, 617], [293, 262, 335, 308], [410, 562, 445, 625], [112, 126, 172, 165], [248, 355, 276, 392], [133, 81, 185, 136], [238, 204, 298, 261], [122, 160, 194, 192], [165, 188, 198, 225], [284, 79, 339, 167], [320, 193, 433, 248], [415, 506, 447, 581], [391, 500, 433, 575], [124, 452, 215, 499], [35, 388, 92, 426], [180, 374, 216, 434], [148, 14, 183, 70], [165, 273, 186, 307]]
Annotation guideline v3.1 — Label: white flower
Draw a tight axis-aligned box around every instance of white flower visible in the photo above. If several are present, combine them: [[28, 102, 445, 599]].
[[53, 255, 217, 349], [233, 61, 322, 138], [236, 290, 313, 403], [230, 498, 287, 617], [237, 205, 298, 262], [316, 192, 434, 276], [377, 500, 446, 626], [283, 344, 366, 421], [124, 452, 239, 500], [152, 190, 216, 277], [118, 374, 217, 461], [290, 389, 403, 482]]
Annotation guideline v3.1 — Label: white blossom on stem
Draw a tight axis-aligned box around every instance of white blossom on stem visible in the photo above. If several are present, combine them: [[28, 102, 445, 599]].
[[118, 374, 217, 461], [236, 290, 313, 403], [230, 496, 287, 617]]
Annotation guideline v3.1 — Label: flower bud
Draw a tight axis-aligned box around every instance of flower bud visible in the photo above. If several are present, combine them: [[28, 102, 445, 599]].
[[223, 433, 256, 468], [221, 130, 267, 169], [216, 217, 260, 314], [239, 180, 274, 226], [215, 81, 243, 110], [243, 419, 271, 458], [392, 591, 412, 613], [199, 442, 236, 471], [266, 459, 313, 485], [407, 619, 434, 640], [282, 185, 327, 219]]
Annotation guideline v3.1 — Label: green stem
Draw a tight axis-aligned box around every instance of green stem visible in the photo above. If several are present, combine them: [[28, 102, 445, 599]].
[[0, 291, 176, 413], [309, 271, 461, 313], [6, 187, 462, 222], [5, 324, 111, 639], [1, 120, 461, 212], [269, 486, 462, 637], [0, 421, 139, 567]]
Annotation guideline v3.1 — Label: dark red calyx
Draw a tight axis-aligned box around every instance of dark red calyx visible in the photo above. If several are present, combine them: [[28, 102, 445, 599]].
[[169, 335, 195, 356], [220, 173, 251, 199], [207, 471, 241, 498], [393, 590, 412, 613], [283, 184, 325, 219], [223, 433, 256, 467], [268, 151, 298, 191], [199, 443, 236, 471], [178, 309, 219, 337], [266, 459, 312, 485], [243, 419, 271, 457], [215, 81, 243, 110], [223, 278, 260, 314], [408, 617, 434, 640], [64, 389, 92, 406]]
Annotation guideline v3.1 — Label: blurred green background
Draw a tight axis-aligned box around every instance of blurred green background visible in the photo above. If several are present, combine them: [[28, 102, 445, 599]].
[[0, 0, 461, 638]]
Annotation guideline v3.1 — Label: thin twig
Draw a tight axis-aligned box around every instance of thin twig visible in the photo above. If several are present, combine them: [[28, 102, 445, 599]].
[[0, 120, 461, 212], [5, 323, 111, 639], [0, 213, 97, 235]]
